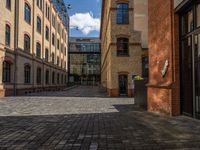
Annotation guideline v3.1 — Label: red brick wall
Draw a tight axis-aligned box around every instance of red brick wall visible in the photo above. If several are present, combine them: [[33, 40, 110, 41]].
[[148, 0, 180, 116]]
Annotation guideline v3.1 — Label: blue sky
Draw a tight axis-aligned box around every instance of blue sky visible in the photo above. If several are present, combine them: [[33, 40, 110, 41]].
[[64, 0, 102, 37]]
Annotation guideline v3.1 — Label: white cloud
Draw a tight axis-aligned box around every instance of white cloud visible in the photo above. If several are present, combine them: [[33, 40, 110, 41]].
[[70, 12, 100, 35]]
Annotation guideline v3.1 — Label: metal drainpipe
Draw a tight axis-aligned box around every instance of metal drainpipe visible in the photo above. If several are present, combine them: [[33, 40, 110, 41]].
[[13, 0, 19, 96]]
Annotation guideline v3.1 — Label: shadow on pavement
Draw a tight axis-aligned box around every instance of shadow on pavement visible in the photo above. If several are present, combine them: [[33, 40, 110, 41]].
[[0, 106, 200, 149]]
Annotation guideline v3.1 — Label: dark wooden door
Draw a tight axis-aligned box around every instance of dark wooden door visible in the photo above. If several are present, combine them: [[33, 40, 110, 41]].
[[181, 36, 193, 116], [195, 34, 200, 118], [119, 75, 128, 96]]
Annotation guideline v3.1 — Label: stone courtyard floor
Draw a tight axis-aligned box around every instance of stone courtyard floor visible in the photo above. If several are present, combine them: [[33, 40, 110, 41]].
[[0, 86, 200, 150]]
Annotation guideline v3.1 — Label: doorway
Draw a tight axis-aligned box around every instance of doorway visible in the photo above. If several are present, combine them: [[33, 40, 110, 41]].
[[180, 1, 200, 118], [195, 33, 200, 118], [119, 75, 128, 96]]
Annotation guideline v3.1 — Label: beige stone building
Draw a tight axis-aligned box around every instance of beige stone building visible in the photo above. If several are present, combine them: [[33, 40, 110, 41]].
[[101, 0, 148, 97], [0, 0, 68, 96]]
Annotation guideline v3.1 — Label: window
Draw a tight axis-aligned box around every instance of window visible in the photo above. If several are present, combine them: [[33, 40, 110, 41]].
[[47, 6, 50, 20], [24, 3, 31, 24], [52, 14, 56, 28], [57, 39, 60, 49], [61, 43, 63, 52], [52, 33, 55, 46], [6, 0, 11, 10], [57, 73, 60, 84], [24, 34, 30, 53], [57, 56, 60, 66], [45, 48, 49, 62], [45, 26, 49, 40], [5, 24, 10, 46], [2, 61, 11, 83], [45, 70, 49, 84], [61, 74, 63, 84], [58, 24, 60, 35], [37, 16, 41, 33], [52, 72, 55, 84], [36, 67, 42, 84], [117, 3, 129, 24], [36, 42, 41, 58], [24, 65, 31, 84], [45, 3, 50, 20], [182, 9, 193, 34], [36, 0, 42, 9], [197, 4, 200, 27], [52, 53, 55, 64], [45, 3, 48, 18], [117, 38, 129, 56]]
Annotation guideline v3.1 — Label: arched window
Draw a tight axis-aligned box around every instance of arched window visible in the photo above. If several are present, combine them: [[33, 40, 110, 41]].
[[57, 73, 60, 84], [52, 52, 55, 64], [36, 67, 42, 84], [117, 3, 129, 24], [2, 61, 11, 83], [36, 0, 42, 9], [6, 0, 11, 10], [24, 34, 30, 53], [52, 72, 55, 84], [45, 48, 49, 62], [52, 33, 55, 46], [45, 70, 49, 84], [36, 42, 41, 58], [61, 74, 63, 84], [117, 38, 129, 56], [5, 24, 11, 46], [45, 26, 49, 40], [37, 16, 41, 33], [57, 56, 60, 66], [24, 3, 31, 24], [24, 65, 31, 84]]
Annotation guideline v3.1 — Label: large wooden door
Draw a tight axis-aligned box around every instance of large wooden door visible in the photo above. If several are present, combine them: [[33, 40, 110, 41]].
[[181, 36, 193, 116], [119, 75, 128, 96]]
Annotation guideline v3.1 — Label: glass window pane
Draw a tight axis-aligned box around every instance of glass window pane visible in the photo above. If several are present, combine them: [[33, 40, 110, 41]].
[[197, 4, 200, 27], [182, 9, 193, 34]]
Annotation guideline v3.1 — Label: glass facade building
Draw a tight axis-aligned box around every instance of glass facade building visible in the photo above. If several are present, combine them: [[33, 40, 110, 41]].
[[69, 38, 101, 85]]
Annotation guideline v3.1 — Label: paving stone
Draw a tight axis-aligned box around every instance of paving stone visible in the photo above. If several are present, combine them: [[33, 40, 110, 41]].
[[0, 86, 200, 149]]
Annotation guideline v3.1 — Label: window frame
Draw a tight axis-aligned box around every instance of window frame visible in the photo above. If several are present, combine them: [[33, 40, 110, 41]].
[[24, 3, 31, 24], [116, 3, 129, 24], [24, 64, 31, 84], [6, 0, 11, 10], [36, 67, 42, 85], [5, 24, 11, 47], [37, 16, 41, 33], [45, 26, 49, 40], [36, 42, 41, 58], [45, 70, 49, 85], [2, 61, 11, 83], [117, 38, 129, 56], [24, 34, 31, 53]]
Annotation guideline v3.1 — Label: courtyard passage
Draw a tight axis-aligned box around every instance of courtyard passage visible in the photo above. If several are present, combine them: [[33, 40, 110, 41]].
[[0, 86, 200, 149]]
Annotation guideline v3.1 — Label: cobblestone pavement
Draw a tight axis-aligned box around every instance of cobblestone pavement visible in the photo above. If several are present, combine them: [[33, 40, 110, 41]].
[[0, 86, 200, 150]]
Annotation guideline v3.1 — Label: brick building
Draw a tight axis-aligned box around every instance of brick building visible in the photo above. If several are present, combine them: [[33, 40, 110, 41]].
[[0, 0, 69, 96], [100, 0, 148, 97], [148, 0, 200, 119]]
